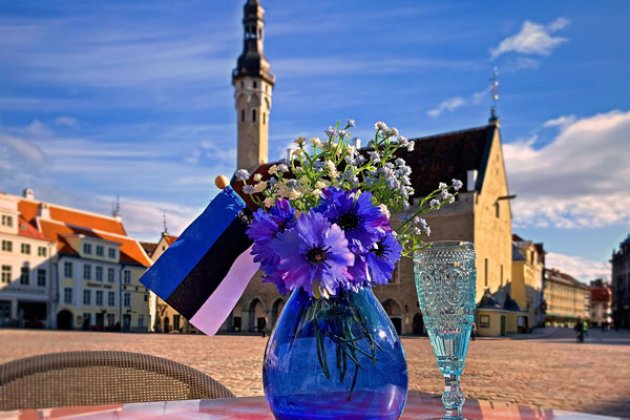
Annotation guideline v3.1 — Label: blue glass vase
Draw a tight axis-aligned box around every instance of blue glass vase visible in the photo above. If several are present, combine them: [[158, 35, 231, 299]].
[[263, 287, 408, 420]]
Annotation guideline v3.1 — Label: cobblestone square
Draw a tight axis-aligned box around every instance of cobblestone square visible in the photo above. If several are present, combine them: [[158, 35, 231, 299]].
[[1, 328, 629, 417]]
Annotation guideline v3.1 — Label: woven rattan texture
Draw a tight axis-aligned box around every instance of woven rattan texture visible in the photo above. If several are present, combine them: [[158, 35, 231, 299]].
[[0, 351, 235, 410]]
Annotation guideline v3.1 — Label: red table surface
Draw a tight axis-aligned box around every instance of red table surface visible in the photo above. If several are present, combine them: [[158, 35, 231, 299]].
[[1, 392, 620, 420]]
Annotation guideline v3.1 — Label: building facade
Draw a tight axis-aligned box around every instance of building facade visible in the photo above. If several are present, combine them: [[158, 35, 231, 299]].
[[589, 279, 612, 328], [511, 235, 545, 329], [1, 189, 151, 331], [611, 235, 630, 328], [0, 191, 56, 328], [543, 269, 590, 327]]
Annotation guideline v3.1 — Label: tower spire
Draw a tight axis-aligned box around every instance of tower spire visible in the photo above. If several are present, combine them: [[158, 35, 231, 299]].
[[162, 211, 168, 234], [233, 0, 275, 172], [489, 67, 499, 124]]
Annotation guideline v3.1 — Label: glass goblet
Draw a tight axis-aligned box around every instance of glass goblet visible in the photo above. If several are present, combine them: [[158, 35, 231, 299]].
[[413, 241, 476, 420]]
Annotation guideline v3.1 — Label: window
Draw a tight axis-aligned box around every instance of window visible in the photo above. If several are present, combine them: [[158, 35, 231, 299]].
[[1, 240, 12, 252], [108, 248, 116, 259], [479, 315, 490, 328], [83, 289, 91, 305], [107, 268, 115, 283], [1, 265, 11, 283], [495, 202, 500, 218], [263, 112, 266, 125], [108, 291, 115, 306], [37, 269, 46, 287], [95, 290, 103, 306], [252, 109, 256, 122], [174, 314, 181, 331], [83, 243, 92, 254], [64, 287, 73, 304], [1, 215, 13, 227], [241, 109, 245, 122], [20, 266, 29, 285], [138, 314, 145, 328], [124, 293, 131, 308], [107, 314, 115, 327], [144, 293, 148, 302], [500, 265, 504, 287], [123, 270, 131, 285], [83, 264, 91, 280], [38, 246, 47, 257], [96, 245, 104, 257], [95, 266, 103, 282], [64, 261, 73, 278], [21, 243, 31, 255]]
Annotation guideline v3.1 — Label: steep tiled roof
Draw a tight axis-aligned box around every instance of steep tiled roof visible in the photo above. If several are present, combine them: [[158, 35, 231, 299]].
[[163, 234, 179, 246], [590, 287, 611, 302], [17, 216, 47, 241], [141, 242, 158, 258], [512, 244, 526, 261]]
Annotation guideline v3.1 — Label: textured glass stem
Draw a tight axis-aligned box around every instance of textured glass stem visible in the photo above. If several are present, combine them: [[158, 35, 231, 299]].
[[442, 372, 464, 419]]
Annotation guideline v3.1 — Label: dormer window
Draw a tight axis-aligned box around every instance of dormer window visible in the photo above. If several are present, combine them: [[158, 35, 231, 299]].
[[83, 243, 92, 255], [108, 248, 117, 259]]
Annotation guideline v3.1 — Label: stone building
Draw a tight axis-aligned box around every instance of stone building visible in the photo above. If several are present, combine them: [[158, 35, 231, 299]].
[[612, 234, 630, 328], [0, 190, 56, 328], [218, 0, 517, 338], [511, 234, 546, 329], [0, 189, 151, 331], [543, 269, 590, 327], [589, 279, 612, 328]]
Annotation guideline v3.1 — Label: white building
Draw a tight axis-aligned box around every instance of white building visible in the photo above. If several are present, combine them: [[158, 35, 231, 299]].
[[0, 191, 56, 327]]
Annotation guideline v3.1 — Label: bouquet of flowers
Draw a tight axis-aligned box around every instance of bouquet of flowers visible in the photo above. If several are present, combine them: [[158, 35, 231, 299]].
[[235, 120, 461, 396]]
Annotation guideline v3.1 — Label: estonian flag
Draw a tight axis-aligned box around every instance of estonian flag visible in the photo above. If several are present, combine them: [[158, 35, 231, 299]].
[[140, 186, 258, 335]]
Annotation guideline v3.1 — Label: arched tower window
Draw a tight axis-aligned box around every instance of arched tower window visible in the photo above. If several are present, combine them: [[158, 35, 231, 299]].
[[253, 81, 257, 89], [252, 109, 257, 122], [241, 109, 245, 122], [263, 112, 266, 125]]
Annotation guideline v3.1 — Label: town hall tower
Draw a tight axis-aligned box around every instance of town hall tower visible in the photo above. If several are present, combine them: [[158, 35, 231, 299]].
[[232, 0, 275, 172]]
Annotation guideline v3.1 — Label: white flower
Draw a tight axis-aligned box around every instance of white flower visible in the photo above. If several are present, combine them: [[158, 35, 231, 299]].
[[388, 127, 399, 137], [253, 181, 268, 193], [263, 197, 275, 208], [294, 136, 306, 146], [448, 195, 456, 204], [338, 129, 347, 138], [368, 150, 381, 163], [345, 145, 356, 156], [452, 179, 463, 191], [315, 180, 328, 189], [438, 182, 448, 190], [406, 141, 415, 152], [253, 173, 263, 182], [347, 119, 356, 128], [379, 204, 390, 219], [310, 137, 324, 148], [429, 199, 440, 208], [242, 185, 255, 194], [235, 169, 250, 181], [325, 160, 339, 178], [277, 163, 289, 173], [375, 121, 388, 131], [289, 189, 302, 200], [268, 165, 279, 175], [325, 127, 337, 138]]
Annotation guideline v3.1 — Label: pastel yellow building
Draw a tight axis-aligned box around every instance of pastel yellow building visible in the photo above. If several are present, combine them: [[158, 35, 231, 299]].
[[511, 235, 546, 330], [544, 269, 590, 327]]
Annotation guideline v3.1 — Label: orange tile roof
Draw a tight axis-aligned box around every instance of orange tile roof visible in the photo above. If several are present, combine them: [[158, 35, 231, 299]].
[[17, 216, 48, 241], [164, 234, 179, 245], [18, 199, 126, 236], [8, 194, 150, 267]]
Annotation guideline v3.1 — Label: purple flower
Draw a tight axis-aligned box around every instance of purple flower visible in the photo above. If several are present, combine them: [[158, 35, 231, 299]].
[[247, 199, 295, 269], [317, 188, 389, 253], [271, 211, 354, 296], [365, 230, 402, 285]]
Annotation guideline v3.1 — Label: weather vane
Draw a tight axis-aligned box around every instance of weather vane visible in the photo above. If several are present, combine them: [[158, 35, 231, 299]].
[[489, 67, 499, 123]]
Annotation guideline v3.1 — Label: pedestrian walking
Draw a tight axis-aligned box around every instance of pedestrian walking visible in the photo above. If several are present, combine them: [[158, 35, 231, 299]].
[[574, 318, 584, 343], [471, 322, 477, 341], [582, 319, 589, 339]]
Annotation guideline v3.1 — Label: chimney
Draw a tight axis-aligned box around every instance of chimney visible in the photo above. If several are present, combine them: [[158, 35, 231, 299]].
[[22, 188, 35, 200], [466, 170, 478, 192], [38, 203, 50, 219]]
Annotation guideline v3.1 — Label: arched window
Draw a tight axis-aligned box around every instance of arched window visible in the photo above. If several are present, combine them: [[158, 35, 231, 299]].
[[241, 109, 245, 122], [253, 81, 257, 89], [263, 112, 266, 125], [252, 109, 257, 122]]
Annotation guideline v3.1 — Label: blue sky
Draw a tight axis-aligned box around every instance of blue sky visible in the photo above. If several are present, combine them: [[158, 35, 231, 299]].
[[1, 0, 629, 281]]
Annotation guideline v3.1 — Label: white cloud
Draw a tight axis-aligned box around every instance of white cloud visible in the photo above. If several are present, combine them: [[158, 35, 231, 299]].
[[546, 252, 611, 282], [427, 87, 489, 118], [54, 116, 79, 127], [543, 115, 576, 128], [505, 110, 630, 228], [490, 18, 569, 59]]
